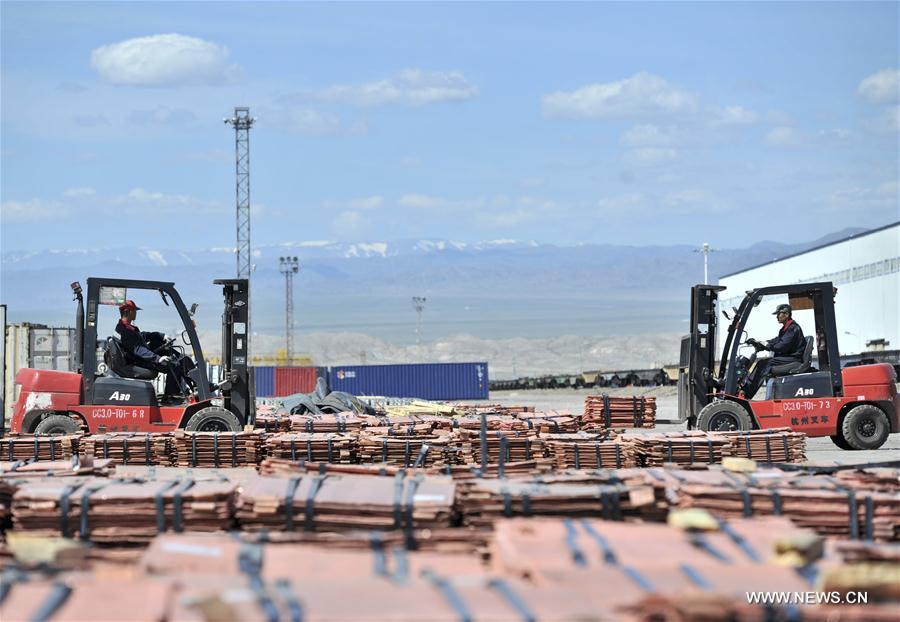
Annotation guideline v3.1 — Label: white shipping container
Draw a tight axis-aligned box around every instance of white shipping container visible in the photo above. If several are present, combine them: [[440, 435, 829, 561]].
[[3, 323, 78, 427]]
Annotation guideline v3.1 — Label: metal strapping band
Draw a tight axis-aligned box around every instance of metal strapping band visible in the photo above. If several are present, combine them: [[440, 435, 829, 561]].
[[782, 436, 790, 461], [79, 482, 109, 540], [414, 444, 430, 469], [58, 484, 78, 537], [6, 438, 13, 460], [563, 519, 587, 566], [602, 394, 611, 428], [190, 434, 197, 467], [238, 542, 263, 577], [153, 480, 179, 533], [666, 440, 673, 463], [522, 492, 532, 517], [718, 519, 760, 563], [274, 578, 304, 622], [765, 436, 772, 463], [740, 488, 753, 517], [172, 479, 196, 533], [847, 490, 859, 540], [403, 440, 412, 468], [498, 437, 508, 478], [864, 496, 874, 541], [49, 437, 56, 462], [599, 489, 612, 520], [707, 439, 714, 464], [621, 565, 655, 592], [284, 477, 303, 532], [422, 569, 473, 622], [680, 563, 713, 590], [213, 433, 219, 469], [578, 519, 617, 564], [370, 532, 387, 576], [391, 546, 409, 582], [403, 475, 423, 549], [479, 413, 489, 471], [525, 438, 532, 461], [231, 434, 237, 468], [689, 440, 695, 464], [632, 396, 639, 428], [102, 438, 109, 459], [33, 437, 39, 460], [29, 583, 72, 622], [392, 470, 407, 528], [525, 418, 533, 430], [145, 435, 151, 463], [305, 420, 312, 433], [290, 439, 297, 461], [382, 439, 388, 463], [487, 578, 537, 622], [688, 532, 731, 563], [502, 490, 513, 517], [771, 490, 783, 515], [304, 475, 326, 532], [303, 438, 311, 463], [744, 436, 752, 459], [573, 443, 581, 470], [327, 438, 334, 463], [614, 444, 622, 468]]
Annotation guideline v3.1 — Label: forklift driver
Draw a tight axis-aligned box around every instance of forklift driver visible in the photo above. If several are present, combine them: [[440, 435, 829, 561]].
[[741, 303, 806, 399], [115, 300, 187, 397]]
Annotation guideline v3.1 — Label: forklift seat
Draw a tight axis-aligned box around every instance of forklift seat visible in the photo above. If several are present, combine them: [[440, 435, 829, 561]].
[[104, 337, 158, 381], [769, 336, 814, 377]]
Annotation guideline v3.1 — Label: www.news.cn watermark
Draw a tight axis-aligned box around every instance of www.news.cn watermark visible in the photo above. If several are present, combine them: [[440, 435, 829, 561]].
[[747, 592, 869, 605]]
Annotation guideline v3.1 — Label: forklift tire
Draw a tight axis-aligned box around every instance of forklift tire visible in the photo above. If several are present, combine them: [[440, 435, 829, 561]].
[[184, 407, 242, 432], [829, 434, 857, 451], [33, 414, 80, 435], [696, 400, 753, 432], [840, 405, 890, 450]]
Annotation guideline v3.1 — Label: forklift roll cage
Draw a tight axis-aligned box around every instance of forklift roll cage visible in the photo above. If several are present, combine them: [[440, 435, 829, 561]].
[[79, 278, 211, 405]]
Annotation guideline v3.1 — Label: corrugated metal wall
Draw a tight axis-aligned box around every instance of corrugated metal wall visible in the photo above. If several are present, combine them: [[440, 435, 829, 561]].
[[273, 366, 319, 397], [254, 367, 276, 398], [327, 362, 488, 400]]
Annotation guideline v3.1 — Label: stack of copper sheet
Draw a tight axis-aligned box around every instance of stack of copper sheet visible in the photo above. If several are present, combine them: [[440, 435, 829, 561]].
[[254, 413, 291, 432], [235, 473, 455, 536], [458, 478, 644, 527], [288, 412, 374, 434], [357, 434, 458, 468], [582, 394, 657, 429], [442, 460, 555, 480], [513, 411, 580, 433], [455, 414, 532, 432], [546, 434, 637, 469], [258, 458, 406, 478], [622, 431, 732, 467], [834, 466, 900, 492], [0, 434, 81, 462], [458, 429, 544, 467], [80, 432, 171, 466], [364, 422, 438, 437], [719, 427, 807, 463], [0, 457, 115, 479], [171, 431, 263, 467], [264, 432, 356, 464], [11, 477, 237, 543], [452, 404, 534, 416]]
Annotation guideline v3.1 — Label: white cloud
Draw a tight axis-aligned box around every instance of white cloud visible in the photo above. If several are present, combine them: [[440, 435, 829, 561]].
[[1, 198, 68, 222], [266, 107, 367, 136], [622, 147, 678, 166], [825, 180, 899, 213], [332, 210, 370, 236], [542, 72, 699, 120], [90, 34, 242, 86], [864, 106, 900, 133], [63, 187, 96, 198], [312, 69, 478, 107], [710, 105, 758, 126], [596, 193, 644, 214], [324, 196, 384, 211], [129, 106, 196, 126], [620, 124, 678, 147], [857, 68, 899, 104], [764, 126, 803, 148], [398, 194, 482, 211], [113, 187, 224, 215]]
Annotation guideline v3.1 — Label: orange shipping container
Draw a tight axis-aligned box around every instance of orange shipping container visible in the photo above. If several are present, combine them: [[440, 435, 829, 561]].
[[273, 366, 319, 397]]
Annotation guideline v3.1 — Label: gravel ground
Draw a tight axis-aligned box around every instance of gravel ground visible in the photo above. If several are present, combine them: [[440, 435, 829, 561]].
[[486, 388, 899, 466]]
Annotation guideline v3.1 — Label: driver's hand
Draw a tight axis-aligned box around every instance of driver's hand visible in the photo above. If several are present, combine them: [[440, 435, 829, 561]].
[[158, 355, 171, 365]]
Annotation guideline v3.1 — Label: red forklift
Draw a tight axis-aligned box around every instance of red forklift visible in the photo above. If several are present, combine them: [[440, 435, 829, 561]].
[[8, 277, 255, 435], [678, 282, 898, 450]]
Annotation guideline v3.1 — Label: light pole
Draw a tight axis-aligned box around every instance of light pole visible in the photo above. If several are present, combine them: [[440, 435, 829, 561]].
[[279, 256, 299, 363], [412, 296, 426, 358], [693, 242, 719, 285]]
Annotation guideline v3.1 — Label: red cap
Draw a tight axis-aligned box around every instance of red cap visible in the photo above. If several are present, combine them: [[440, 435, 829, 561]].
[[119, 300, 142, 312]]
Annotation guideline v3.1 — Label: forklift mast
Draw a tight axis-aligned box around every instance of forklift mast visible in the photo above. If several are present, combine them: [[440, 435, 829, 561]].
[[678, 285, 725, 426], [215, 279, 255, 426]]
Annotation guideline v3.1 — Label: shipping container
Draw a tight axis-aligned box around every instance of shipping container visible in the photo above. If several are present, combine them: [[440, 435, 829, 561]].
[[3, 323, 78, 426], [0, 305, 6, 432], [328, 362, 488, 400], [254, 366, 276, 398], [273, 366, 319, 397]]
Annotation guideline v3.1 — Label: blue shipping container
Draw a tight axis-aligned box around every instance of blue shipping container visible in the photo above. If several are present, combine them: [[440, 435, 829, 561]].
[[328, 362, 488, 400], [254, 366, 276, 398]]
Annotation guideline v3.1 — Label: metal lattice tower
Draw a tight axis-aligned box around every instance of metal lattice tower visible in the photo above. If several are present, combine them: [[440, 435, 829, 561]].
[[225, 107, 256, 279], [693, 242, 719, 285], [279, 256, 300, 362]]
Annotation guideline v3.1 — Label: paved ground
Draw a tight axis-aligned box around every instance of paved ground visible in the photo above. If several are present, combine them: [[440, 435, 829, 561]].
[[487, 388, 899, 466]]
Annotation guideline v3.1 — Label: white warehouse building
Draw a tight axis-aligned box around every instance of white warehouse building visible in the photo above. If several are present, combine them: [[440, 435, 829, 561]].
[[717, 222, 900, 356]]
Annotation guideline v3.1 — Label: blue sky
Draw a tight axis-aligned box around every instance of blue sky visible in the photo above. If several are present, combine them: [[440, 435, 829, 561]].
[[2, 1, 898, 253]]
